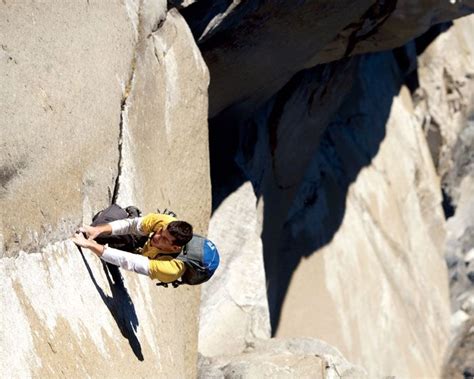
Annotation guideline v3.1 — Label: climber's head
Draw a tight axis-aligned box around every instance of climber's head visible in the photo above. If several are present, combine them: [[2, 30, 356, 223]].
[[150, 221, 193, 252]]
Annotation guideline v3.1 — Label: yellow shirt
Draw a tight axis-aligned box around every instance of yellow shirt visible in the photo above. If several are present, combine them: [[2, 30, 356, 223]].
[[139, 213, 186, 282], [149, 256, 186, 283]]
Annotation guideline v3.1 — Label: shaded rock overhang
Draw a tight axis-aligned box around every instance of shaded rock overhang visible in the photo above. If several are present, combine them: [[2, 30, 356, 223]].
[[178, 0, 474, 119]]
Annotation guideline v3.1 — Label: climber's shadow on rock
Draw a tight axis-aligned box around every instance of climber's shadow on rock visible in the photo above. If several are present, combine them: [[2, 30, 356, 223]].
[[78, 248, 144, 361]]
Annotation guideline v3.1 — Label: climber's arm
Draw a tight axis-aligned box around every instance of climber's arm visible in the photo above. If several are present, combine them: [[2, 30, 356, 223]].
[[71, 233, 187, 280], [71, 232, 149, 276], [100, 246, 149, 276], [79, 217, 146, 240], [107, 217, 145, 236]]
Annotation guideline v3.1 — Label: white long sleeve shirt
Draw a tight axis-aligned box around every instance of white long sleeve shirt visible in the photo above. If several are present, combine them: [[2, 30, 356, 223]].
[[108, 217, 147, 236], [98, 214, 186, 282], [101, 245, 150, 276]]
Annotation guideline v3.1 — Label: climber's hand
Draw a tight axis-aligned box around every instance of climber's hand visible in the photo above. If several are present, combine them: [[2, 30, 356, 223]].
[[71, 232, 95, 249], [79, 225, 103, 240], [71, 232, 105, 256]]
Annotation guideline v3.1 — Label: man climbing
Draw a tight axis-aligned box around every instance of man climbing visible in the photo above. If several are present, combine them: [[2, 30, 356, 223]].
[[71, 210, 194, 283]]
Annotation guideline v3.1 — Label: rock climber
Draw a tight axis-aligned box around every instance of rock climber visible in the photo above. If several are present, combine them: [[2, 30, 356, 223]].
[[71, 208, 193, 283]]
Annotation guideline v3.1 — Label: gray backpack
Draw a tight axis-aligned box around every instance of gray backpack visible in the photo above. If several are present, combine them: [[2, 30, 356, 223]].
[[156, 235, 220, 288]]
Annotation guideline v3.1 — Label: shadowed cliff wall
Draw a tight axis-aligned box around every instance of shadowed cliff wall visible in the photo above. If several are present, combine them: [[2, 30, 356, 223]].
[[195, 3, 473, 377]]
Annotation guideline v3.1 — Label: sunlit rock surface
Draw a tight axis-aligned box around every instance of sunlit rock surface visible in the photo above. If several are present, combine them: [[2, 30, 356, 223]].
[[199, 182, 270, 357], [444, 174, 474, 377], [1, 1, 472, 377], [0, 2, 209, 377], [413, 15, 474, 379], [199, 338, 367, 378]]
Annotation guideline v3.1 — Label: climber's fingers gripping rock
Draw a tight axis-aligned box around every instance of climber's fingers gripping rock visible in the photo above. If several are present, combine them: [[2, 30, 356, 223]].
[[71, 232, 94, 249], [78, 224, 110, 240]]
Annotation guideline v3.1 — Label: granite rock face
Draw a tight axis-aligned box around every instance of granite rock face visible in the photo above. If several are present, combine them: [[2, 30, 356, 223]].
[[1, 1, 137, 256], [203, 51, 451, 377], [0, 2, 209, 377], [199, 338, 367, 379], [275, 82, 450, 378], [413, 16, 474, 195], [411, 15, 474, 379], [199, 182, 270, 357], [200, 12, 474, 379], [1, 1, 472, 377]]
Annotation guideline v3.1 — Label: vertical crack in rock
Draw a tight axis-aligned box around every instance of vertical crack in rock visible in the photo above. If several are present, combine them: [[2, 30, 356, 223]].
[[343, 0, 398, 57], [150, 14, 168, 64], [147, 15, 166, 39], [112, 57, 137, 204], [111, 0, 147, 204], [112, 0, 143, 204], [112, 1, 168, 204]]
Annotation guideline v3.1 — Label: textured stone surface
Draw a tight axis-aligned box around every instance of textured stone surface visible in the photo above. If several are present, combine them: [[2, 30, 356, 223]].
[[443, 174, 474, 378], [199, 338, 367, 379], [445, 150, 474, 310], [0, 2, 209, 377], [408, 15, 474, 378], [0, 242, 199, 377], [115, 8, 211, 233], [199, 181, 270, 357], [1, 1, 472, 377], [413, 15, 474, 189], [0, 1, 137, 257]]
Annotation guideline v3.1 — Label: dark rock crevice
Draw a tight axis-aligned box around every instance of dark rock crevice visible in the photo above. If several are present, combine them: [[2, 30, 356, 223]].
[[342, 0, 398, 57], [112, 2, 169, 204], [112, 56, 137, 205]]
